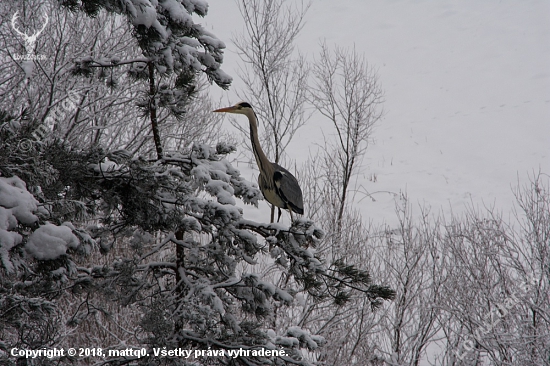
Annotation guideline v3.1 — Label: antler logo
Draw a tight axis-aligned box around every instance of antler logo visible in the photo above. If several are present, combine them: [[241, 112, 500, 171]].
[[11, 11, 49, 55]]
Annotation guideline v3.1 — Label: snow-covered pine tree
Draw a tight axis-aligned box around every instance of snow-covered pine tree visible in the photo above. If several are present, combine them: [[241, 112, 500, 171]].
[[62, 0, 231, 88], [63, 0, 232, 159], [0, 140, 395, 365]]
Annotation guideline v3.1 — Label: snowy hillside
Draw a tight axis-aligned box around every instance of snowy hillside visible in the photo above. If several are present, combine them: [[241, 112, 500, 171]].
[[206, 0, 550, 225]]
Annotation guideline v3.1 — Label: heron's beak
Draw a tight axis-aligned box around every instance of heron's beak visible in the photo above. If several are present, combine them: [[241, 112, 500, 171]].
[[213, 106, 238, 113]]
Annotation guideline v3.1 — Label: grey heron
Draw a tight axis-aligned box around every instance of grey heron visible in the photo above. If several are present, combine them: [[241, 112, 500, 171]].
[[213, 102, 304, 222]]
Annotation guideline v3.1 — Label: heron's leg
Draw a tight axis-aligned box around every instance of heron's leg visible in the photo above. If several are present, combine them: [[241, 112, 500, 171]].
[[289, 209, 295, 223], [270, 205, 275, 223], [277, 208, 282, 222]]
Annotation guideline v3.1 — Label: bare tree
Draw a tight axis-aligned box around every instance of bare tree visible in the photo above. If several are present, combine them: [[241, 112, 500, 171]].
[[369, 199, 447, 366], [426, 174, 550, 366], [233, 0, 310, 222], [309, 43, 384, 226], [288, 43, 388, 364], [306, 175, 550, 366]]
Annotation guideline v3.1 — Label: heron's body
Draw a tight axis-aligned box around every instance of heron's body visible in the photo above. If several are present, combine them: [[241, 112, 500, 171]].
[[214, 102, 304, 222], [258, 163, 303, 214]]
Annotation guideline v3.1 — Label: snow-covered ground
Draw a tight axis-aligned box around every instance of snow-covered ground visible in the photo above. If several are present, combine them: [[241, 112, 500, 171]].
[[205, 0, 550, 226]]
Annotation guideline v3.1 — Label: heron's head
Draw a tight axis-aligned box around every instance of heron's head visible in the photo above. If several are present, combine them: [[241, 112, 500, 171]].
[[213, 102, 253, 115]]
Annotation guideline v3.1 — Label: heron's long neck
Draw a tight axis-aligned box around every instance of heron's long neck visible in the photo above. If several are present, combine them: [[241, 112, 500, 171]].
[[246, 111, 272, 175]]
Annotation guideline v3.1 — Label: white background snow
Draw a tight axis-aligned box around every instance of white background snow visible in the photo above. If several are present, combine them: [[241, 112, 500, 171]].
[[204, 0, 550, 226]]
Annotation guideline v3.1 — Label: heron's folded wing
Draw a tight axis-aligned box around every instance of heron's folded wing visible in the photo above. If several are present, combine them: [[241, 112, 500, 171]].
[[273, 165, 304, 214]]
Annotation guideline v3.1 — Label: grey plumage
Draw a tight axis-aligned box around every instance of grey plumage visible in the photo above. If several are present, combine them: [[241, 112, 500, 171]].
[[214, 102, 304, 222], [272, 164, 303, 215]]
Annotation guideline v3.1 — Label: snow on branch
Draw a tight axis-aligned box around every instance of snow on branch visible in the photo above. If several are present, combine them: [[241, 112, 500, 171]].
[[25, 223, 80, 260], [61, 0, 232, 88], [0, 176, 85, 271], [0, 176, 39, 225], [0, 176, 39, 272]]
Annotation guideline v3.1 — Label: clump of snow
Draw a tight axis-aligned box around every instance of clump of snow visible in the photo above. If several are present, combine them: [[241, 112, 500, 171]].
[[0, 228, 22, 273], [122, 0, 169, 39], [189, 144, 262, 206], [25, 223, 79, 260], [257, 277, 293, 303], [161, 47, 174, 71], [0, 176, 41, 271], [198, 282, 225, 316], [274, 335, 299, 348], [161, 0, 193, 26], [0, 207, 18, 231], [205, 180, 235, 205], [127, 0, 156, 27], [0, 176, 39, 225], [0, 207, 21, 271], [286, 326, 326, 350], [185, 0, 209, 16], [179, 217, 201, 232], [198, 34, 226, 50]]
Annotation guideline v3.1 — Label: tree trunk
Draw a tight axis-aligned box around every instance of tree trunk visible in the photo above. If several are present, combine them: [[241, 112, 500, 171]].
[[148, 62, 163, 160]]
